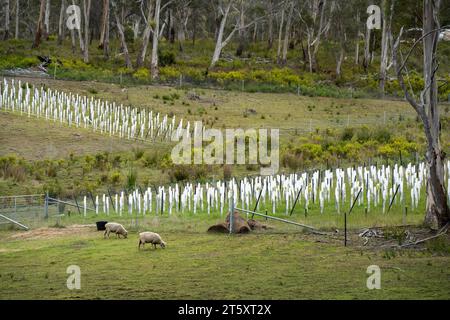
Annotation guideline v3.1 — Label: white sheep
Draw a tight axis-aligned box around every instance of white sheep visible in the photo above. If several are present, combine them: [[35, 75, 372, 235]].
[[138, 232, 166, 250], [104, 222, 128, 239]]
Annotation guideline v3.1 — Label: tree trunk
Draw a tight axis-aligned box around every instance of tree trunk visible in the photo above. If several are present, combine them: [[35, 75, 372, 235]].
[[83, 0, 91, 63], [136, 0, 153, 68], [210, 2, 232, 68], [336, 43, 345, 79], [76, 4, 84, 54], [235, 0, 247, 56], [70, 28, 76, 53], [99, 0, 110, 58], [422, 0, 449, 229], [363, 24, 371, 72], [114, 11, 131, 69], [44, 0, 50, 38], [380, 0, 395, 96], [133, 17, 141, 41], [276, 7, 285, 64], [57, 0, 65, 45], [15, 0, 19, 39], [192, 6, 197, 46], [355, 10, 360, 65], [4, 0, 10, 40], [32, 0, 46, 48], [281, 1, 294, 64], [151, 0, 161, 79], [267, 0, 274, 49], [311, 0, 328, 72], [168, 9, 175, 44], [394, 0, 449, 229]]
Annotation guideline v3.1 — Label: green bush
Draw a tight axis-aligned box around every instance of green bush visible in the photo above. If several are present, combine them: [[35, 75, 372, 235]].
[[159, 50, 176, 67], [126, 169, 138, 190], [110, 171, 121, 185], [373, 127, 392, 143], [132, 68, 150, 81], [341, 128, 354, 141]]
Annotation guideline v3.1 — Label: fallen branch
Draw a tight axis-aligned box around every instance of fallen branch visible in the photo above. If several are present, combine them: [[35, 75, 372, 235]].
[[398, 223, 449, 248]]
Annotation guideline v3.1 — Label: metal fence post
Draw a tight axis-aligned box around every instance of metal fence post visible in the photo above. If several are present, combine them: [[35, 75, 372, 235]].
[[344, 211, 347, 247], [229, 196, 234, 234], [44, 192, 49, 219]]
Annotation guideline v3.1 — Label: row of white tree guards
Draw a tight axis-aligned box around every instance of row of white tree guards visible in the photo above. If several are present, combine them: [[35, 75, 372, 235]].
[[0, 78, 196, 141], [78, 161, 450, 217], [2, 78, 450, 217]]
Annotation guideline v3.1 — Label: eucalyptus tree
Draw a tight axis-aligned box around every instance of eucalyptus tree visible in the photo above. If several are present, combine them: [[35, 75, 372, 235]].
[[393, 0, 449, 229]]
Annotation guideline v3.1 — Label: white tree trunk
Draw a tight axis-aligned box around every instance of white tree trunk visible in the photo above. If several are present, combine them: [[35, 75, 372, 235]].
[[70, 28, 76, 53], [114, 10, 132, 69], [379, 0, 394, 96], [276, 7, 285, 63], [57, 0, 65, 44], [336, 45, 344, 78], [355, 11, 360, 64], [44, 0, 50, 36], [151, 0, 161, 79], [281, 1, 294, 64], [133, 17, 141, 40], [393, 0, 449, 229], [267, 0, 274, 49], [422, 0, 449, 229], [137, 1, 153, 68], [83, 0, 91, 63], [99, 0, 110, 58], [210, 2, 232, 68]]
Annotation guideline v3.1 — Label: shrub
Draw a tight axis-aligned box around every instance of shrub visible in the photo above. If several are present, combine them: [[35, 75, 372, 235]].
[[373, 127, 392, 143], [295, 144, 323, 161], [170, 166, 190, 182], [143, 152, 161, 168], [46, 163, 58, 178], [356, 126, 372, 143], [160, 66, 181, 80], [94, 153, 108, 170], [110, 171, 121, 185], [159, 50, 176, 66], [126, 169, 138, 190], [341, 128, 354, 141], [282, 153, 302, 170], [132, 68, 150, 81], [133, 147, 145, 160]]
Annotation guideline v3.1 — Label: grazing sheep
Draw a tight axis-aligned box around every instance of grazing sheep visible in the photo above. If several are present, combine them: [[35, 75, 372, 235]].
[[104, 222, 128, 239], [138, 232, 166, 250]]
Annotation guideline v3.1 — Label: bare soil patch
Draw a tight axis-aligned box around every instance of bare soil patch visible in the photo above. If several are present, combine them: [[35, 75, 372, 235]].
[[8, 224, 97, 241]]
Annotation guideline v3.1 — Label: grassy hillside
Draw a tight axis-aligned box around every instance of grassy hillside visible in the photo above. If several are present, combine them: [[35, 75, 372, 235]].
[[1, 77, 449, 197]]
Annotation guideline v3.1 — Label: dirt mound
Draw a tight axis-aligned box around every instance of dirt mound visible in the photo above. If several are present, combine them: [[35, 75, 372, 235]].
[[247, 219, 270, 230], [8, 224, 96, 240], [208, 212, 269, 234]]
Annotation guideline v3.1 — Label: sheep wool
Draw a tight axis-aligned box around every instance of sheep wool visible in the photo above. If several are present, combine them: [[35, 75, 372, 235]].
[[138, 232, 166, 250], [104, 222, 128, 239]]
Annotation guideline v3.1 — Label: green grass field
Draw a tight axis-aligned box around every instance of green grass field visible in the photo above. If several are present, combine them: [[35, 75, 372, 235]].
[[0, 213, 449, 300]]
